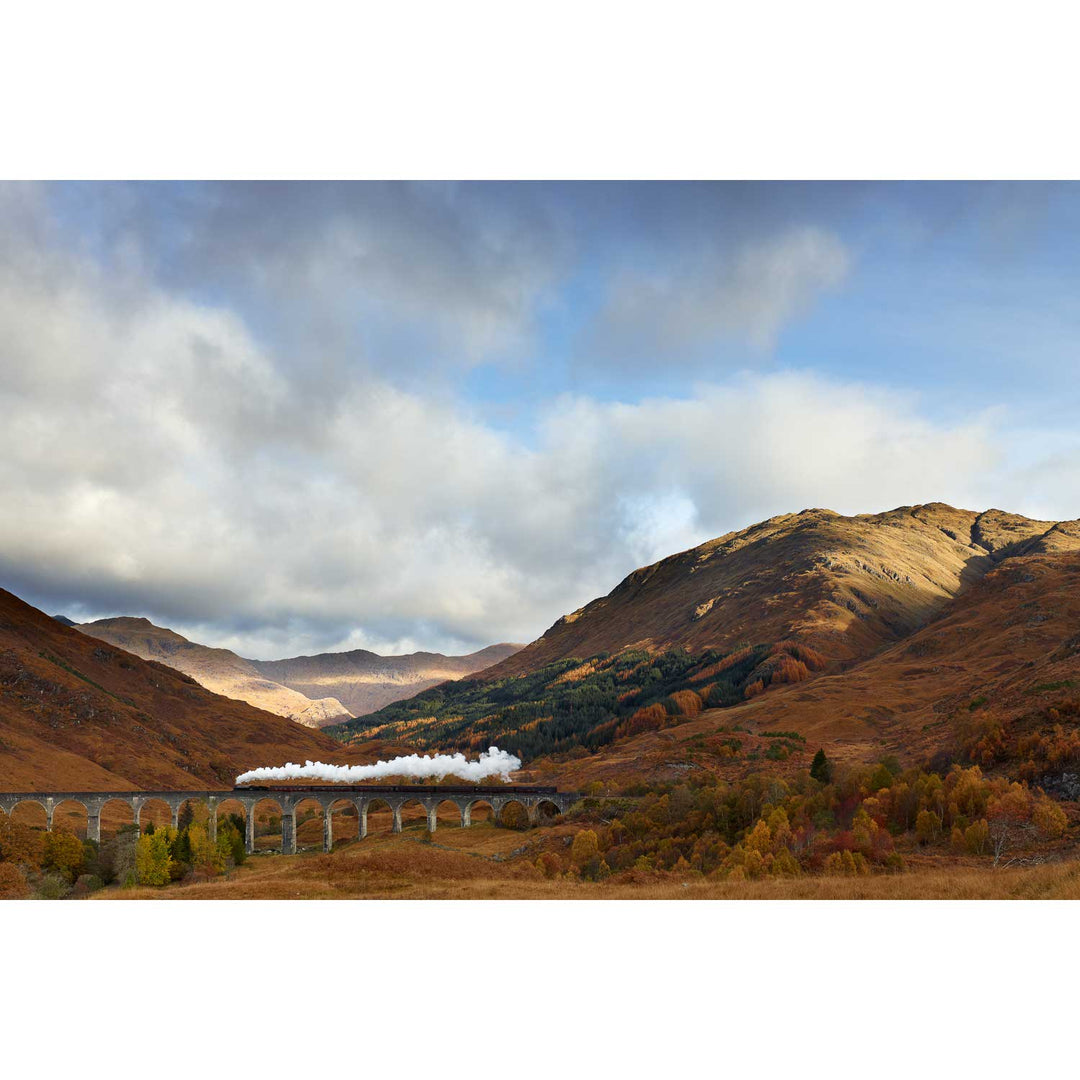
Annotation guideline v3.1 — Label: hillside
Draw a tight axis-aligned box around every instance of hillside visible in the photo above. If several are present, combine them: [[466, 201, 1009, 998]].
[[0, 589, 346, 790], [76, 617, 352, 727], [483, 504, 1060, 677], [255, 642, 521, 717], [76, 618, 521, 725], [343, 504, 1080, 786], [525, 522, 1080, 790]]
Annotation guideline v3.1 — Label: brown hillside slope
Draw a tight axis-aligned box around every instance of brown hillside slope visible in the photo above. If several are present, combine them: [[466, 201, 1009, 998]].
[[75, 618, 352, 728], [256, 642, 522, 718], [526, 522, 1080, 790], [484, 504, 1061, 679], [0, 589, 346, 790], [77, 618, 520, 723]]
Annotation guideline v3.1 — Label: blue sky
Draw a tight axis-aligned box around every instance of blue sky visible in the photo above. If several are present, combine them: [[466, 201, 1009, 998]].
[[1, 181, 1078, 657]]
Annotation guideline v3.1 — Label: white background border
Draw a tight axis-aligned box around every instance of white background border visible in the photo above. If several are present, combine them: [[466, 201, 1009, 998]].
[[3, 1, 1079, 1073]]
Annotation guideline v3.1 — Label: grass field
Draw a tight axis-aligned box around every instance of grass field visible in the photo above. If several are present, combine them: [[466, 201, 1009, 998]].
[[92, 818, 1080, 900]]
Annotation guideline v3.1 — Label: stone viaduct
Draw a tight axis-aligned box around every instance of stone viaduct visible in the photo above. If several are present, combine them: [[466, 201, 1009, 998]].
[[0, 785, 578, 855]]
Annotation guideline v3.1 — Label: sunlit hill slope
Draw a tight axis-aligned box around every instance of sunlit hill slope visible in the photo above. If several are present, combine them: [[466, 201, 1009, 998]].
[[341, 504, 1080, 789]]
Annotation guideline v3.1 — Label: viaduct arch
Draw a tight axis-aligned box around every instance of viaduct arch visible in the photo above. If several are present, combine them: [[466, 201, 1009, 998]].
[[0, 785, 577, 855]]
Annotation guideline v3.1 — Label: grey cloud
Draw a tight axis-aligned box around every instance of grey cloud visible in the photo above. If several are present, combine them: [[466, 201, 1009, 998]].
[[57, 181, 575, 379], [2, 183, 1075, 659], [586, 225, 851, 363]]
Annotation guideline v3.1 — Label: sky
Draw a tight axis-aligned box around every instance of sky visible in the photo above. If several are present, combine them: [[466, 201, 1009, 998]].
[[1, 180, 1079, 659]]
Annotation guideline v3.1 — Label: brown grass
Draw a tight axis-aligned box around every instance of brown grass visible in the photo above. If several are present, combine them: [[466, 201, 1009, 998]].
[[87, 820, 1080, 900]]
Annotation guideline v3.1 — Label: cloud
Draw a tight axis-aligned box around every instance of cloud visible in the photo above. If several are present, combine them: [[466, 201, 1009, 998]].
[[0, 182, 1073, 660], [586, 225, 851, 363], [57, 181, 574, 374]]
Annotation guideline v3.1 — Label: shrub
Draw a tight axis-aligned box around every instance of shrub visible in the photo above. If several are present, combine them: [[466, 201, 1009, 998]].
[[36, 873, 71, 900], [0, 862, 29, 899], [536, 852, 562, 878], [0, 810, 45, 870]]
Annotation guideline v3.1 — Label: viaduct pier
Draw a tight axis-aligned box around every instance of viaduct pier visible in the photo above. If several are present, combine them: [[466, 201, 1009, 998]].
[[0, 785, 578, 854]]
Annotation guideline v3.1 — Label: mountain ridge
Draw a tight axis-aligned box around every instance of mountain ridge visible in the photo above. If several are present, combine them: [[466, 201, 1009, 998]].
[[480, 503, 1074, 680], [342, 502, 1080, 789], [75, 617, 522, 724]]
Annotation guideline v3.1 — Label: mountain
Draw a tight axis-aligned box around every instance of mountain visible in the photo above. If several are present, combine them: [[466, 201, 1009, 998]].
[[75, 617, 522, 725], [483, 504, 1064, 678], [253, 642, 522, 717], [343, 504, 1080, 783], [75, 618, 352, 728], [539, 512, 1080, 790], [0, 588, 346, 790]]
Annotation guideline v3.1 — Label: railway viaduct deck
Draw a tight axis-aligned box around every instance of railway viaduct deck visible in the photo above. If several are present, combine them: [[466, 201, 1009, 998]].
[[0, 785, 578, 854]]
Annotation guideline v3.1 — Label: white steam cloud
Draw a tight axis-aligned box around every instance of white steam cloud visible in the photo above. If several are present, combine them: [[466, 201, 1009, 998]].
[[235, 746, 522, 786]]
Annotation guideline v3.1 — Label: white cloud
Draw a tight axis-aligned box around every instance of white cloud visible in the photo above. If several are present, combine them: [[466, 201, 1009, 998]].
[[0, 185, 1072, 659]]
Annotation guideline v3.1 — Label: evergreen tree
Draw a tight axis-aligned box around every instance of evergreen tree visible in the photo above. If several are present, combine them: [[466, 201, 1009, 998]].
[[810, 748, 831, 784]]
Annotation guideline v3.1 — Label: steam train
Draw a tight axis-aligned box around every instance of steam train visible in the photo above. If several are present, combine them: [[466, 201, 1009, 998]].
[[232, 782, 559, 794]]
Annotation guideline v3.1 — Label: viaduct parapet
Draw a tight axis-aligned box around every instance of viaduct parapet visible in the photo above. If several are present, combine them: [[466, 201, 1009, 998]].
[[0, 785, 578, 855]]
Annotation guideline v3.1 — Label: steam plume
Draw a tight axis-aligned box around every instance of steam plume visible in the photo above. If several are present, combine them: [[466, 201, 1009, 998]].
[[235, 746, 521, 786]]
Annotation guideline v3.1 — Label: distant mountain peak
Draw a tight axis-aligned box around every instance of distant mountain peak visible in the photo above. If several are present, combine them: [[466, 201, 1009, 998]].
[[74, 618, 523, 723]]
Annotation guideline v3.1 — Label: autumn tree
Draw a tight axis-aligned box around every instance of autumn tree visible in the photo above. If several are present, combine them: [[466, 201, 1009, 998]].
[[135, 829, 174, 886], [501, 802, 529, 830], [0, 810, 44, 871], [188, 824, 225, 877], [536, 852, 562, 878], [0, 862, 30, 899], [668, 690, 703, 718], [177, 801, 195, 833], [915, 809, 942, 845], [964, 819, 989, 855], [987, 785, 1033, 868], [41, 831, 86, 883], [216, 818, 246, 866], [1032, 796, 1067, 839], [571, 829, 599, 868]]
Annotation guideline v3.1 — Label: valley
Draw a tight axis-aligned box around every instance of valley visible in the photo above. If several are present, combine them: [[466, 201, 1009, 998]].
[[5, 502, 1080, 900], [75, 617, 520, 728]]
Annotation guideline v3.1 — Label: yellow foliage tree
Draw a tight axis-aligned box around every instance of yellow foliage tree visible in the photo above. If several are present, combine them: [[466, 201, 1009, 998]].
[[964, 819, 989, 855], [744, 819, 772, 855], [571, 829, 599, 868], [189, 824, 225, 877], [766, 808, 793, 850], [135, 830, 173, 886], [915, 809, 941, 844], [42, 831, 85, 883], [1033, 797, 1067, 839]]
